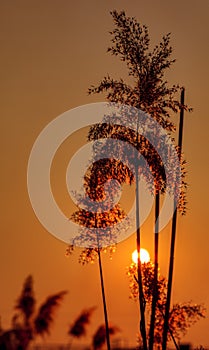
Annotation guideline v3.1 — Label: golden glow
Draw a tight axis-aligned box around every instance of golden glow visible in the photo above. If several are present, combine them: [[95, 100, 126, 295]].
[[132, 248, 150, 264]]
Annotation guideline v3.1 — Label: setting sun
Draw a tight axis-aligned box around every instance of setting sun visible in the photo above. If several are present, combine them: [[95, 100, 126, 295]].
[[132, 248, 150, 264]]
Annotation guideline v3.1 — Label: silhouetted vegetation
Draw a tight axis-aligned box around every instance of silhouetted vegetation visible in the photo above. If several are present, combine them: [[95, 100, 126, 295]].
[[0, 276, 121, 350], [127, 261, 205, 348], [68, 307, 96, 348], [92, 325, 119, 350], [86, 9, 191, 350], [0, 275, 67, 350]]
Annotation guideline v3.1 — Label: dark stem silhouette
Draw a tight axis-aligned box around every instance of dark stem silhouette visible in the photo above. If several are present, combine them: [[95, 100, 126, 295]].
[[149, 191, 160, 350], [162, 87, 185, 350], [135, 168, 148, 350], [97, 248, 111, 350], [96, 214, 111, 350]]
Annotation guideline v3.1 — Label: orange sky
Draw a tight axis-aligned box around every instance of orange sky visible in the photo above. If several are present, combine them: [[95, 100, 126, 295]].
[[1, 0, 209, 348]]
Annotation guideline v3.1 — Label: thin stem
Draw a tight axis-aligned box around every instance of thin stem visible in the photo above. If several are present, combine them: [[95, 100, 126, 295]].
[[136, 169, 148, 350], [149, 191, 160, 350], [158, 307, 180, 350], [96, 214, 111, 350], [162, 88, 185, 350], [135, 116, 147, 350], [98, 248, 111, 350]]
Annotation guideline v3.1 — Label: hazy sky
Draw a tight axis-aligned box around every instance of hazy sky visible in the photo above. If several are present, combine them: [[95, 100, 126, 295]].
[[1, 0, 209, 348]]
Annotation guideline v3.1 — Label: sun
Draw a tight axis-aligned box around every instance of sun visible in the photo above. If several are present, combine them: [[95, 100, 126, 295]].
[[132, 248, 150, 264]]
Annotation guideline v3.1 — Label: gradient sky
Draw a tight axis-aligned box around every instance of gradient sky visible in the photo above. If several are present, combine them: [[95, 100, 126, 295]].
[[1, 0, 209, 348]]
